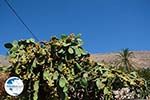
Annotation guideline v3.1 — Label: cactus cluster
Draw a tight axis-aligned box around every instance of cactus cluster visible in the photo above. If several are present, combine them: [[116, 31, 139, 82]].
[[0, 34, 148, 100]]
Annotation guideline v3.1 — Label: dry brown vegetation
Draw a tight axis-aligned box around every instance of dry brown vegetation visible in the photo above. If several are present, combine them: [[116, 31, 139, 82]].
[[0, 72, 9, 96], [0, 56, 10, 96]]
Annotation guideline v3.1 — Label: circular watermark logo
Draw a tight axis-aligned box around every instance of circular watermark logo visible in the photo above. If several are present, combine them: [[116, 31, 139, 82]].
[[4, 76, 24, 96]]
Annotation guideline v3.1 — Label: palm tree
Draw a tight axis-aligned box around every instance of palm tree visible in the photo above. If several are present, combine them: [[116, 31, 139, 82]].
[[116, 48, 134, 72]]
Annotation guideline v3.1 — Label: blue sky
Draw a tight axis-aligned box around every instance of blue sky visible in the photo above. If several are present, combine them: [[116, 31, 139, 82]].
[[0, 0, 150, 55]]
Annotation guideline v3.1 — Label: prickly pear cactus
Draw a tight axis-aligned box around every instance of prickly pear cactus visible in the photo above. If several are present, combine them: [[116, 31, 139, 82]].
[[0, 34, 148, 100]]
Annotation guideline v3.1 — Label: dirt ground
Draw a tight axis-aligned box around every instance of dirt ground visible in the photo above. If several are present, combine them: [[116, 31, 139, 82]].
[[0, 72, 9, 96]]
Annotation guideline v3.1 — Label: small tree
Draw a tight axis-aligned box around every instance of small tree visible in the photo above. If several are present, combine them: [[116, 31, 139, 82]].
[[116, 48, 134, 72]]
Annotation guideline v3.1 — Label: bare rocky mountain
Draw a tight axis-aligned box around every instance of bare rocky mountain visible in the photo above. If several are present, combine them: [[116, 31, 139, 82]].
[[0, 55, 9, 67], [0, 51, 150, 68], [91, 51, 150, 69]]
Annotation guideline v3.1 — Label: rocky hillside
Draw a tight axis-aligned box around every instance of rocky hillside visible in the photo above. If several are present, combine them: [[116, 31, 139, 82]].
[[0, 51, 150, 68], [91, 51, 150, 69], [0, 56, 9, 67]]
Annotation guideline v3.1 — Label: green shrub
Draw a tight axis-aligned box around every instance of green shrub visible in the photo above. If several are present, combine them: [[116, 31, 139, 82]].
[[1, 34, 148, 100], [137, 68, 150, 97]]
